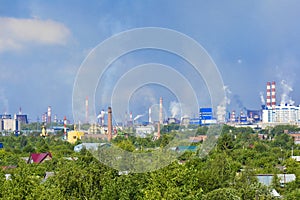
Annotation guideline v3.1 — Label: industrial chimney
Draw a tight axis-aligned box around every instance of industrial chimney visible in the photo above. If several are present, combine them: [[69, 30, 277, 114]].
[[159, 97, 163, 124], [107, 107, 112, 142], [271, 81, 276, 107], [47, 106, 51, 124], [130, 112, 133, 122], [149, 107, 152, 124], [157, 97, 163, 139], [266, 82, 271, 107], [63, 116, 67, 140]]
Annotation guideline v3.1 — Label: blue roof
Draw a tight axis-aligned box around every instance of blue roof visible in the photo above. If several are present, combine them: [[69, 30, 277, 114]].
[[176, 146, 198, 152]]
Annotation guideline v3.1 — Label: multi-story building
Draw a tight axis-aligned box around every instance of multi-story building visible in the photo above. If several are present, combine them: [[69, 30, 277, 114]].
[[262, 104, 300, 124], [0, 118, 20, 132], [199, 108, 217, 125]]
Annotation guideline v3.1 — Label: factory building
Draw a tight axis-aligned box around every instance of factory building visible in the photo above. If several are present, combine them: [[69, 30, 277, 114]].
[[199, 108, 217, 125], [0, 113, 22, 132], [0, 114, 12, 119], [15, 114, 28, 124], [247, 110, 261, 123], [228, 111, 249, 124], [135, 125, 155, 138], [189, 118, 200, 125], [262, 81, 300, 124], [0, 119, 20, 132], [262, 104, 300, 124]]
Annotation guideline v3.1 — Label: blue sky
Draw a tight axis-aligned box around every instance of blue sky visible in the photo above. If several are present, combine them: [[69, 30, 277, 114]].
[[0, 0, 300, 122]]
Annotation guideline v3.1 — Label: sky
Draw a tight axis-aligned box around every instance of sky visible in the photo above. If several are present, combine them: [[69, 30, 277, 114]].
[[0, 0, 300, 123]]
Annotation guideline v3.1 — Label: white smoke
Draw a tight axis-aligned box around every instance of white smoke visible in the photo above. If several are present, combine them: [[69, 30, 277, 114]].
[[97, 110, 107, 119], [216, 86, 231, 122], [280, 80, 294, 105], [259, 92, 265, 105], [134, 114, 143, 121], [169, 101, 181, 118]]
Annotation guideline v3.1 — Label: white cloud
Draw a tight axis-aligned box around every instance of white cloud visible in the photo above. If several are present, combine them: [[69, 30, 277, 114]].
[[0, 17, 70, 52]]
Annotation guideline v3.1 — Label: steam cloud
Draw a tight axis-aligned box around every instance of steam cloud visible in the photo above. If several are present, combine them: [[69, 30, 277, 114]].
[[280, 80, 295, 105], [259, 92, 265, 105], [169, 101, 181, 118], [134, 114, 143, 121], [233, 94, 247, 112], [216, 86, 231, 122]]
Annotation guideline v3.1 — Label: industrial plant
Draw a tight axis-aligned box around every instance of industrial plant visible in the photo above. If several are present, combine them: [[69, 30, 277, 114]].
[[1, 81, 300, 141]]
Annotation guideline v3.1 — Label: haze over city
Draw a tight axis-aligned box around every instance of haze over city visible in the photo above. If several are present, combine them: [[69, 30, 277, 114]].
[[0, 1, 300, 122]]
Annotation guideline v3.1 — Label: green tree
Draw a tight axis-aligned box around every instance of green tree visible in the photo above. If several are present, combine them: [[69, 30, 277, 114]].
[[202, 188, 241, 200]]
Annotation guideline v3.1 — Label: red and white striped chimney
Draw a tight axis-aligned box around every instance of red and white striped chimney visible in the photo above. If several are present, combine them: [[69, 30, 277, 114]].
[[271, 81, 276, 107], [47, 106, 51, 124], [230, 110, 236, 122], [266, 82, 271, 107], [63, 116, 67, 140]]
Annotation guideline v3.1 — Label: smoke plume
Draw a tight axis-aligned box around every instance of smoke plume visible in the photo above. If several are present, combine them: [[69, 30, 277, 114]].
[[169, 101, 181, 118], [216, 86, 231, 122], [280, 80, 294, 105], [259, 92, 265, 105], [134, 114, 143, 121]]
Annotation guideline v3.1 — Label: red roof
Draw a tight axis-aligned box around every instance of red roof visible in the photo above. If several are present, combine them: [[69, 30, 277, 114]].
[[28, 152, 52, 164]]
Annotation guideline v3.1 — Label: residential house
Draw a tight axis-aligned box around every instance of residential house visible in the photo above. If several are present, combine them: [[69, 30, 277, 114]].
[[27, 152, 52, 164]]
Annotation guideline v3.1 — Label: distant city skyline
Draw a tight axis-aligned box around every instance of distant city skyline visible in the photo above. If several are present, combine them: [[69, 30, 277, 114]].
[[0, 1, 300, 122]]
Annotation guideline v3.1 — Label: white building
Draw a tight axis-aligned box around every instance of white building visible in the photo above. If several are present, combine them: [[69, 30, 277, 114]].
[[0, 119, 20, 132], [135, 125, 155, 138], [262, 104, 300, 124]]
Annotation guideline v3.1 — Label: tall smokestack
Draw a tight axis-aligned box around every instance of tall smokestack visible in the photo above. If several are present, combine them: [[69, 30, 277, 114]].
[[266, 82, 271, 107], [63, 116, 67, 140], [230, 110, 236, 122], [159, 97, 163, 124], [149, 107, 152, 123], [130, 112, 133, 122], [85, 96, 89, 123], [157, 97, 163, 139], [47, 106, 51, 124], [42, 113, 47, 123], [107, 107, 112, 142], [271, 81, 276, 107], [19, 107, 22, 115]]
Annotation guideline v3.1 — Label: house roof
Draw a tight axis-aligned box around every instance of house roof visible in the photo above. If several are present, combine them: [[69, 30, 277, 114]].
[[257, 174, 296, 186], [189, 135, 207, 143], [74, 143, 110, 152], [28, 152, 52, 164], [271, 189, 281, 197], [277, 174, 296, 184], [257, 174, 273, 186]]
